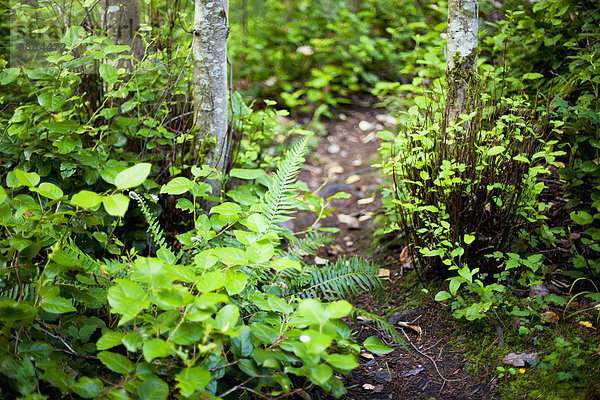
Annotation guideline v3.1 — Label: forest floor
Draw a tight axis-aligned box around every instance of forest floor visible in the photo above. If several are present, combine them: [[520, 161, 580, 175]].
[[290, 104, 499, 400]]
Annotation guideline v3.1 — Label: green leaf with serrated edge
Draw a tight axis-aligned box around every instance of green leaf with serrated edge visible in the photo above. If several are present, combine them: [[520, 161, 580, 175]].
[[160, 177, 193, 195], [143, 338, 172, 362], [137, 377, 168, 400], [225, 271, 248, 295], [114, 163, 151, 189], [14, 169, 40, 187], [97, 351, 133, 374], [34, 182, 63, 200], [99, 63, 118, 87], [215, 304, 239, 332], [102, 193, 130, 217], [175, 366, 211, 397], [96, 331, 124, 350], [435, 291, 452, 301], [71, 190, 102, 208], [41, 296, 76, 314], [364, 336, 393, 354]]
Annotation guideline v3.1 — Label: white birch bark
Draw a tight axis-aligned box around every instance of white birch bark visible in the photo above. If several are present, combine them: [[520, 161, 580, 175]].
[[192, 0, 230, 196], [446, 0, 478, 126]]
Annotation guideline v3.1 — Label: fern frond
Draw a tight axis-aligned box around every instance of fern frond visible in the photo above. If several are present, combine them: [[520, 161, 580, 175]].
[[353, 308, 406, 348], [260, 135, 310, 234], [286, 232, 332, 261], [129, 192, 182, 261], [285, 256, 382, 301]]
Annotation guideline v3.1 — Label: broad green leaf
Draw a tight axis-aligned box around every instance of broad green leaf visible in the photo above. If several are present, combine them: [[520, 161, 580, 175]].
[[435, 291, 452, 301], [464, 234, 475, 245], [41, 296, 76, 314], [210, 202, 241, 216], [326, 353, 358, 372], [230, 325, 253, 357], [267, 295, 293, 315], [363, 336, 393, 354], [229, 168, 266, 180], [0, 186, 6, 202], [143, 338, 172, 362], [215, 304, 239, 332], [102, 193, 130, 217], [97, 351, 133, 374], [71, 377, 104, 398], [34, 182, 63, 200], [225, 271, 248, 295], [522, 72, 544, 80], [107, 279, 148, 324], [99, 63, 119, 87], [211, 247, 247, 266], [247, 243, 274, 264], [61, 26, 86, 49], [294, 298, 326, 326], [196, 271, 226, 292], [175, 366, 211, 397], [14, 169, 40, 187], [137, 377, 168, 400], [0, 300, 37, 323], [0, 68, 19, 85], [269, 257, 301, 271], [326, 300, 353, 319], [114, 163, 152, 190], [121, 331, 143, 352], [570, 210, 594, 225], [250, 323, 280, 344], [311, 363, 333, 385], [244, 213, 268, 233], [152, 285, 194, 310], [97, 331, 124, 350], [486, 146, 506, 156], [38, 91, 64, 111], [160, 177, 193, 195], [71, 190, 102, 208], [130, 257, 168, 287]]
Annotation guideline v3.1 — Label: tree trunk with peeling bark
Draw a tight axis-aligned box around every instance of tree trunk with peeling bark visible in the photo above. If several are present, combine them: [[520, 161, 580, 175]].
[[192, 0, 231, 196], [445, 0, 479, 127]]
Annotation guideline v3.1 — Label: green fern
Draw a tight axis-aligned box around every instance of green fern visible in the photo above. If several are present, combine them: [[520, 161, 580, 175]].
[[285, 232, 333, 261], [284, 256, 382, 301], [260, 135, 310, 234], [353, 308, 406, 348]]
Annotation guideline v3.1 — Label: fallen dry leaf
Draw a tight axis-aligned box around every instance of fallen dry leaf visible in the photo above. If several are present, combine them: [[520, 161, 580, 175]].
[[400, 246, 411, 266], [345, 175, 361, 184], [360, 352, 375, 360], [362, 383, 376, 390], [555, 161, 566, 168], [579, 321, 594, 329], [541, 311, 559, 324], [397, 321, 423, 336], [357, 196, 375, 205], [337, 214, 360, 229], [378, 268, 391, 279], [358, 213, 373, 222]]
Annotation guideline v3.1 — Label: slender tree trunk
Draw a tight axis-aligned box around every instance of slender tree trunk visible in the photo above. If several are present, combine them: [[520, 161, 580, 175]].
[[192, 0, 231, 196], [445, 0, 478, 126], [101, 0, 143, 69]]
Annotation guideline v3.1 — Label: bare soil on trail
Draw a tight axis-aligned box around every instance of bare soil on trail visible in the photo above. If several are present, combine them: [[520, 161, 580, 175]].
[[290, 105, 499, 400]]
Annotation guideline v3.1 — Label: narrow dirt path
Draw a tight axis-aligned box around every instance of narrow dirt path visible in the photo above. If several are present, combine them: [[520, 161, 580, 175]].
[[292, 106, 498, 400]]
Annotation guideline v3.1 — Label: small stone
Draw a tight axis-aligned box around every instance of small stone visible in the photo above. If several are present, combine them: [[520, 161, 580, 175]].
[[345, 175, 361, 184], [502, 352, 538, 367], [337, 214, 360, 229], [357, 196, 375, 205], [363, 383, 376, 390], [314, 256, 328, 265], [359, 120, 375, 131], [328, 143, 341, 154], [352, 158, 363, 166]]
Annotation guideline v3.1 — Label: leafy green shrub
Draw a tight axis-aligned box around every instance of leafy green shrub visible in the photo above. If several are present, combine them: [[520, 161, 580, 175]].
[[378, 92, 564, 319]]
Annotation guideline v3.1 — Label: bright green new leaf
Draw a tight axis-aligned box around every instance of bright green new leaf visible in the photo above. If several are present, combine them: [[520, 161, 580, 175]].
[[175, 366, 211, 397], [215, 304, 239, 332], [464, 234, 475, 245], [107, 279, 148, 324], [14, 169, 40, 187], [210, 202, 242, 216], [96, 332, 124, 350], [102, 193, 130, 217], [229, 168, 266, 180], [435, 291, 452, 301], [0, 186, 6, 203], [244, 213, 269, 233], [363, 336, 393, 354], [211, 247, 247, 266], [130, 257, 168, 287], [311, 363, 333, 386], [34, 182, 63, 200], [570, 210, 594, 225], [269, 257, 301, 271], [486, 146, 506, 156], [114, 163, 151, 190], [326, 300, 353, 319], [71, 190, 102, 209], [225, 271, 248, 295], [153, 285, 195, 310], [326, 353, 358, 372], [97, 351, 133, 374], [143, 338, 172, 362], [160, 177, 193, 195]]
